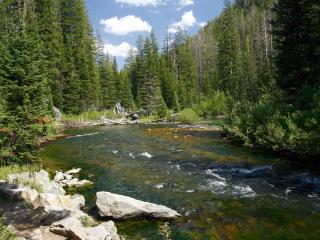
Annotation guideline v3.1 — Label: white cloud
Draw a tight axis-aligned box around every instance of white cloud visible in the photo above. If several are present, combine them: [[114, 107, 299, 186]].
[[100, 15, 152, 35], [199, 22, 207, 28], [104, 42, 137, 58], [179, 0, 194, 7], [168, 11, 197, 33], [115, 0, 165, 7]]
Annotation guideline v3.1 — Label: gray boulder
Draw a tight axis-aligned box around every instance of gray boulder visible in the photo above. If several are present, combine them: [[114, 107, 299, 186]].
[[50, 217, 119, 240], [31, 205, 71, 225], [96, 192, 181, 220], [7, 170, 65, 196]]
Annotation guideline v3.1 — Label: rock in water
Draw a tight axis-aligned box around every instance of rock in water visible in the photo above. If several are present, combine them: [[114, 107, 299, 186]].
[[140, 152, 153, 158], [96, 192, 181, 220], [66, 168, 82, 175]]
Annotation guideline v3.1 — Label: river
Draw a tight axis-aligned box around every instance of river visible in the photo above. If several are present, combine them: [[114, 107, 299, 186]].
[[39, 124, 320, 240]]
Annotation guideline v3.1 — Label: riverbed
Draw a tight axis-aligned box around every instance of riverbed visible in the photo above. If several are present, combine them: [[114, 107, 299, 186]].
[[39, 124, 320, 240]]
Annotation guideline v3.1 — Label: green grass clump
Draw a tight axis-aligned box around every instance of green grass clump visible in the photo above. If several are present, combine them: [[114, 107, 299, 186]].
[[80, 216, 98, 227], [63, 110, 117, 122], [140, 115, 159, 123], [0, 164, 41, 180], [176, 108, 200, 124], [0, 218, 14, 240]]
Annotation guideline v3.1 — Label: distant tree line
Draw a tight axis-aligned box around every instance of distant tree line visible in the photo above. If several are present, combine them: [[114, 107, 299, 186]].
[[0, 0, 319, 164]]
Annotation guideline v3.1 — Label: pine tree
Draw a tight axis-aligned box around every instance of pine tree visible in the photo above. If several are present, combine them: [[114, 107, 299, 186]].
[[217, 3, 243, 100], [35, 0, 64, 109], [273, 0, 320, 98], [118, 70, 134, 109], [0, 19, 49, 163]]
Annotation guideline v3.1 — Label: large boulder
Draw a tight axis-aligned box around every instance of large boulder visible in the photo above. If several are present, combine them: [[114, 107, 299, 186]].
[[50, 217, 86, 240], [0, 184, 39, 206], [7, 170, 65, 196], [31, 205, 71, 225], [96, 192, 181, 220], [50, 217, 119, 240]]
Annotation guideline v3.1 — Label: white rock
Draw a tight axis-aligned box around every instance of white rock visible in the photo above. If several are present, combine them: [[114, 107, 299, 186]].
[[66, 168, 82, 175], [54, 172, 64, 182], [7, 170, 65, 196], [64, 173, 73, 181], [86, 221, 120, 240], [19, 187, 39, 204], [50, 217, 120, 240], [38, 193, 85, 211], [50, 217, 87, 240], [65, 178, 93, 188], [96, 192, 181, 220], [140, 152, 153, 158]]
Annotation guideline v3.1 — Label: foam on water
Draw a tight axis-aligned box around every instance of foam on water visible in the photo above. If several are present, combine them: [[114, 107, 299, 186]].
[[205, 169, 226, 181]]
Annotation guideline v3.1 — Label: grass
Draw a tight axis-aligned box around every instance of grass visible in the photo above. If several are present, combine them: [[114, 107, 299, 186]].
[[80, 215, 98, 227], [158, 222, 172, 240], [11, 178, 43, 193], [200, 118, 226, 127], [139, 115, 160, 123], [0, 164, 41, 180], [0, 218, 14, 240], [63, 110, 117, 122]]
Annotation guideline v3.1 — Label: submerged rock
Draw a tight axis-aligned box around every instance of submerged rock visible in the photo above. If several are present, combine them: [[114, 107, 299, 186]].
[[96, 191, 181, 220], [66, 168, 82, 175], [140, 152, 153, 158]]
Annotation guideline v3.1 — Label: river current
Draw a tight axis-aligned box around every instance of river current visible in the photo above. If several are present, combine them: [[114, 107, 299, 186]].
[[39, 125, 320, 239]]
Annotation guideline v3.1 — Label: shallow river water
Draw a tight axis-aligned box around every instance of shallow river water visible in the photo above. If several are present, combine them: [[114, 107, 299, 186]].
[[39, 125, 320, 240]]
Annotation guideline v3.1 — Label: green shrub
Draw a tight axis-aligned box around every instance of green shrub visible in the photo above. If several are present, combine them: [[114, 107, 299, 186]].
[[193, 91, 232, 118], [226, 90, 320, 155], [166, 109, 174, 122], [176, 108, 200, 124]]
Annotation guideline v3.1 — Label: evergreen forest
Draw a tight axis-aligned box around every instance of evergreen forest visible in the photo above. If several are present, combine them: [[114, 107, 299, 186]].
[[0, 0, 319, 165]]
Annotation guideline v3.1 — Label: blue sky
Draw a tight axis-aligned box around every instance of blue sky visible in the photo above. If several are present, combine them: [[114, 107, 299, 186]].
[[85, 0, 225, 68]]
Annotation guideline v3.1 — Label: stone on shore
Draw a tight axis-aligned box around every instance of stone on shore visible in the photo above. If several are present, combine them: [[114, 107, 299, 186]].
[[38, 193, 85, 211], [7, 170, 65, 195], [50, 217, 119, 240], [96, 191, 181, 220]]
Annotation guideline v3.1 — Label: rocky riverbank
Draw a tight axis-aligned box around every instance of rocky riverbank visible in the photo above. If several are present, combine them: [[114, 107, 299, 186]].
[[0, 168, 181, 239]]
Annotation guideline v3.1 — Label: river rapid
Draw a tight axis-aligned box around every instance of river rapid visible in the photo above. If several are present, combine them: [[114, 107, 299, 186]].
[[39, 125, 320, 240]]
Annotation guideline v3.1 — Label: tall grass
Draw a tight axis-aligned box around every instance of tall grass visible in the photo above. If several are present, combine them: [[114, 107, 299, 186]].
[[0, 164, 41, 180], [62, 110, 117, 122]]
